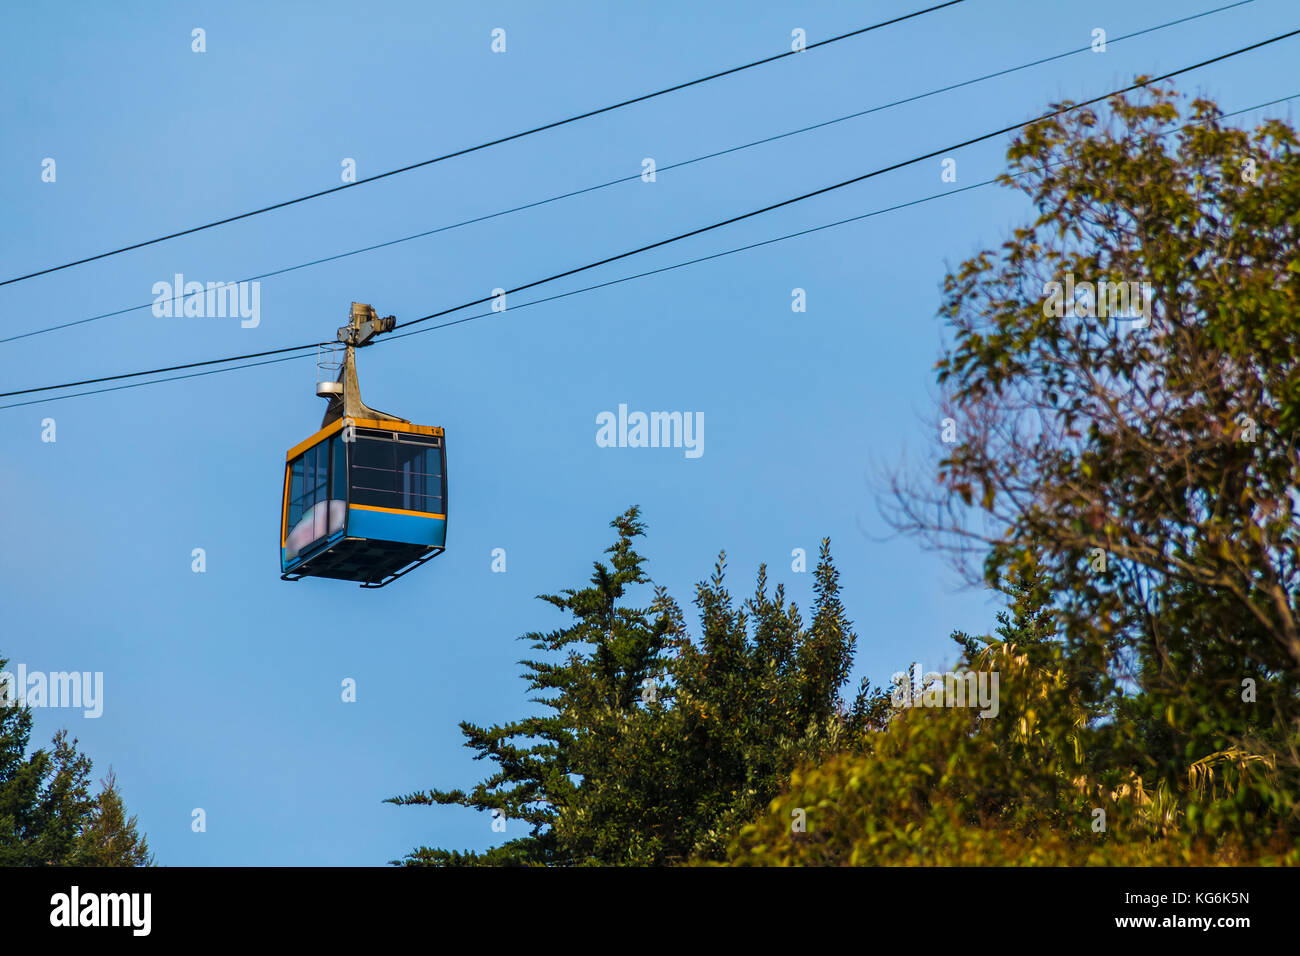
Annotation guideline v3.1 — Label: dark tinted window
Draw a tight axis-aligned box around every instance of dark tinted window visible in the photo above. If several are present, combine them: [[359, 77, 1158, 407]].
[[349, 433, 444, 514], [286, 436, 344, 552], [350, 437, 396, 507], [287, 456, 307, 531], [331, 436, 347, 500]]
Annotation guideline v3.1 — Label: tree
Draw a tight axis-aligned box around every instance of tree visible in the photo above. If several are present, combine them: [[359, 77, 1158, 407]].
[[726, 581, 1297, 865], [882, 84, 1300, 839], [387, 508, 674, 866], [389, 508, 883, 865], [0, 655, 152, 866], [951, 560, 1058, 670], [652, 541, 884, 859], [73, 770, 154, 867]]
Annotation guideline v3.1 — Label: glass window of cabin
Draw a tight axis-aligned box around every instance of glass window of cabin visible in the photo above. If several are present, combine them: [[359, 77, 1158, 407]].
[[287, 455, 307, 531], [349, 436, 397, 508], [349, 431, 443, 513], [395, 440, 442, 514], [300, 447, 315, 513], [286, 438, 346, 553], [331, 436, 346, 501], [313, 442, 329, 502]]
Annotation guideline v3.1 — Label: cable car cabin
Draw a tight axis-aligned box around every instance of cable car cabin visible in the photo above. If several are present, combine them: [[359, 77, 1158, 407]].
[[280, 302, 447, 588], [281, 419, 446, 586]]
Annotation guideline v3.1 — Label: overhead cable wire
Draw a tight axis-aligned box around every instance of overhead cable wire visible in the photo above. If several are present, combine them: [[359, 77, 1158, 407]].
[[4, 29, 1298, 402], [0, 0, 964, 288], [2, 91, 1294, 412], [1, 0, 1259, 345]]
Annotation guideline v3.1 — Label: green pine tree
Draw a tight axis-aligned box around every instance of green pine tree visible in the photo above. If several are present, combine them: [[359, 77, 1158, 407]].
[[389, 510, 884, 865], [387, 507, 672, 865], [0, 655, 153, 866], [951, 561, 1058, 667], [73, 770, 154, 867]]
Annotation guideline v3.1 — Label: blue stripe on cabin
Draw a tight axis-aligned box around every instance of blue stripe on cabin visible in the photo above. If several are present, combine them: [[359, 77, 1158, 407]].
[[346, 508, 446, 549]]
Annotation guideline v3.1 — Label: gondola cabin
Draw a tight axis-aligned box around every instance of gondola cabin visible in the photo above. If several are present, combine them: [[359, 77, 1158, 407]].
[[280, 302, 446, 588]]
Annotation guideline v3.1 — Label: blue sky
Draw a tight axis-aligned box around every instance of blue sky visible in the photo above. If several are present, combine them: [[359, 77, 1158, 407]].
[[1, 0, 1295, 866]]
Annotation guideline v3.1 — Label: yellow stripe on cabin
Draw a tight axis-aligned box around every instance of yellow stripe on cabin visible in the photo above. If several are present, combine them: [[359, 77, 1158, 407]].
[[348, 503, 446, 520]]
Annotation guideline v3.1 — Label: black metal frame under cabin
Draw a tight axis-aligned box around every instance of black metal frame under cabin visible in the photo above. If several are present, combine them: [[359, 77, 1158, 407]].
[[281, 538, 445, 588]]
